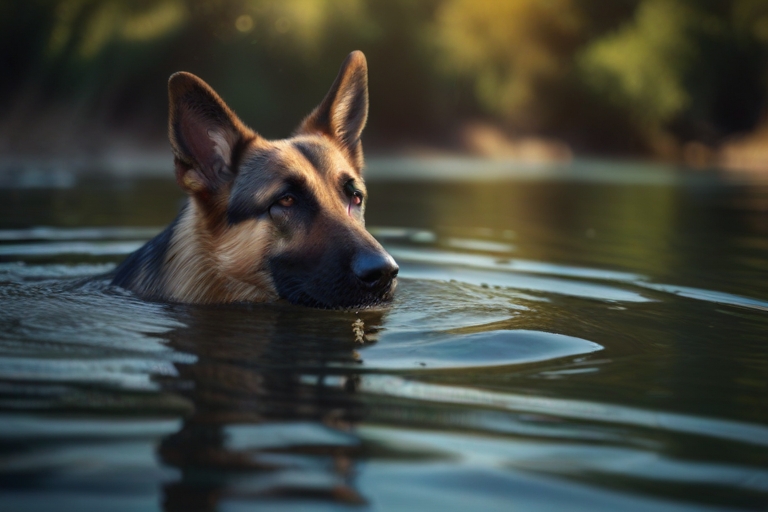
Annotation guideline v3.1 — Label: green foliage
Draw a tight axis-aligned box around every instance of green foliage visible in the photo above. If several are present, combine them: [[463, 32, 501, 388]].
[[429, 0, 584, 125], [578, 0, 699, 128], [2, 0, 768, 154]]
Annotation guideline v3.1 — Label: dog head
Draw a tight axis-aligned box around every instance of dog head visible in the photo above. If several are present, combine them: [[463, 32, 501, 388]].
[[167, 51, 398, 309]]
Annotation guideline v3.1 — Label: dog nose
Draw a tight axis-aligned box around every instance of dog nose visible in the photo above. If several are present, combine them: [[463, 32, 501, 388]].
[[352, 250, 399, 286]]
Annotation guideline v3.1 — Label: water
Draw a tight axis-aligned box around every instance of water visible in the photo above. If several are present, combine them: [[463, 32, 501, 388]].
[[0, 159, 767, 511]]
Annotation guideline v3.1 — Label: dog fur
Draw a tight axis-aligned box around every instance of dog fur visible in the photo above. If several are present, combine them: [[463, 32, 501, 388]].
[[112, 51, 398, 308]]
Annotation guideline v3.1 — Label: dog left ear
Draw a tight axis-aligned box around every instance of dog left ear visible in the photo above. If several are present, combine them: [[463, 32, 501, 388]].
[[168, 72, 251, 198], [297, 51, 369, 172]]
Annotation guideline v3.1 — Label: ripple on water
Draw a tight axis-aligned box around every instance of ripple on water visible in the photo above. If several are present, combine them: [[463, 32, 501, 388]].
[[354, 279, 603, 370], [390, 247, 652, 303], [0, 263, 193, 398], [359, 376, 768, 448], [0, 223, 767, 510], [360, 330, 603, 370]]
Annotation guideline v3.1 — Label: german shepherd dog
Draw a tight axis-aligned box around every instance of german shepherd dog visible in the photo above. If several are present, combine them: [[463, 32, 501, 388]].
[[112, 51, 398, 308]]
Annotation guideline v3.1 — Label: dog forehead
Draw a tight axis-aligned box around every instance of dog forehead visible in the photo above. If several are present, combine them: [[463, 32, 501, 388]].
[[228, 137, 356, 218], [289, 136, 352, 177], [241, 137, 350, 180]]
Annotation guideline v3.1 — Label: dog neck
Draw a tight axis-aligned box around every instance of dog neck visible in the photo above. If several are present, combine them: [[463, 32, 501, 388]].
[[112, 199, 278, 304]]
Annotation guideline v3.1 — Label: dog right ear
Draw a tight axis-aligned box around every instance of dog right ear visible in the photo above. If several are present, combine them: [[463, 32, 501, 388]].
[[296, 51, 369, 172], [168, 72, 251, 199]]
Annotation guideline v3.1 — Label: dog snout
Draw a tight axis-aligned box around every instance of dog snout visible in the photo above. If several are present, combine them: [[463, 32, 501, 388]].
[[352, 250, 399, 287]]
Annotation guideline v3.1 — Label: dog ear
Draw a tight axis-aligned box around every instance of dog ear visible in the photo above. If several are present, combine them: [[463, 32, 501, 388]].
[[168, 72, 251, 198], [297, 51, 369, 172]]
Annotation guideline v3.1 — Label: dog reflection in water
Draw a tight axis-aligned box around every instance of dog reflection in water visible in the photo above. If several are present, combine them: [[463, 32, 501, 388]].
[[158, 304, 385, 509]]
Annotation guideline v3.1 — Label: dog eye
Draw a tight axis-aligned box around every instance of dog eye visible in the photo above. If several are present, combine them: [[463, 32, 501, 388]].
[[344, 180, 364, 206], [277, 195, 295, 207]]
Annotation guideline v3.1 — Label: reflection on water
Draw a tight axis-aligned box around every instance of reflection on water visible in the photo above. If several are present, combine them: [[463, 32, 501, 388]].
[[0, 161, 767, 511], [157, 305, 375, 508]]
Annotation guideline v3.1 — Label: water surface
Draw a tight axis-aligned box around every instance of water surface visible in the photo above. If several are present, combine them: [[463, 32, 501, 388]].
[[0, 159, 767, 511]]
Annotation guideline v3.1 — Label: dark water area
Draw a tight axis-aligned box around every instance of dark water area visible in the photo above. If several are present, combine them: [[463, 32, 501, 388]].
[[0, 159, 767, 511]]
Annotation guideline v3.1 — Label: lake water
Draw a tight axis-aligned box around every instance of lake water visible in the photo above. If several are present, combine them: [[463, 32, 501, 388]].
[[0, 158, 767, 511]]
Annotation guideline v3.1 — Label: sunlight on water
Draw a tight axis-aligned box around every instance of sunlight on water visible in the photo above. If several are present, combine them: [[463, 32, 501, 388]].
[[361, 327, 603, 369], [360, 375, 768, 447], [0, 172, 767, 511]]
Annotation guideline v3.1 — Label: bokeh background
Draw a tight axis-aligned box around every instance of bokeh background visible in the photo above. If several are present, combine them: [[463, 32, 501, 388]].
[[3, 0, 768, 171]]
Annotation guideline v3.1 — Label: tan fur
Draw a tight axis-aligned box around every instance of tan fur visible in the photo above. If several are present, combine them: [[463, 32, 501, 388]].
[[161, 200, 278, 304], [172, 137, 370, 306], [275, 138, 361, 207], [297, 51, 368, 172], [113, 51, 396, 307]]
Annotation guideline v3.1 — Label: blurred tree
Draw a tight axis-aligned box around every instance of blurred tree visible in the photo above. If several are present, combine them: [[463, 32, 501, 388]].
[[430, 0, 585, 130], [579, 0, 698, 129], [578, 0, 768, 148], [1, 0, 767, 157]]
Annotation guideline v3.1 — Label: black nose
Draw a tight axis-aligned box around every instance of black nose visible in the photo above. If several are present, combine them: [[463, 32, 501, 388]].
[[352, 250, 399, 286]]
